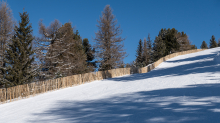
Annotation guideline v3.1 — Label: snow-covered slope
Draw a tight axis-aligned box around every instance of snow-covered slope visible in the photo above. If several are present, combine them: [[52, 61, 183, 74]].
[[1, 48, 220, 123]]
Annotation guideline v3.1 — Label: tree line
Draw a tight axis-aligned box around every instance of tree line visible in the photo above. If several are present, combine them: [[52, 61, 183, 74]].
[[200, 35, 220, 49], [0, 2, 127, 88], [0, 1, 218, 88], [134, 28, 193, 68], [134, 29, 220, 68]]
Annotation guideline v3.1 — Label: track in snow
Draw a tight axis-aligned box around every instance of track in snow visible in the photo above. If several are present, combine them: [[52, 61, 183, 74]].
[[1, 48, 220, 123]]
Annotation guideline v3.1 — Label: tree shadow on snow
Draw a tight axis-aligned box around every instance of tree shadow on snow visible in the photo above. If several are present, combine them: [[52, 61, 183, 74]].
[[109, 50, 220, 82], [29, 83, 220, 123]]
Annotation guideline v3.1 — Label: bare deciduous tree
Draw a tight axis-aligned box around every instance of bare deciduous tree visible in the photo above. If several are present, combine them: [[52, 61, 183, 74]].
[[0, 1, 15, 87], [35, 19, 61, 80], [142, 38, 148, 66], [142, 34, 153, 66], [95, 5, 126, 71]]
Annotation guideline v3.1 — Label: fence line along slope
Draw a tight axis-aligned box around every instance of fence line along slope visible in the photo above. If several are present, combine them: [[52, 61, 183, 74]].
[[0, 47, 220, 122], [0, 49, 205, 104]]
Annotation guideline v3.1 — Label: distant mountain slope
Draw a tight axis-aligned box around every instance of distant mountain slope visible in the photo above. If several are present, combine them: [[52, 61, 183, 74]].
[[1, 48, 220, 123]]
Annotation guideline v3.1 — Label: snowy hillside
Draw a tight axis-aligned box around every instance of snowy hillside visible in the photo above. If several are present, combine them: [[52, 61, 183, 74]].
[[1, 48, 220, 123]]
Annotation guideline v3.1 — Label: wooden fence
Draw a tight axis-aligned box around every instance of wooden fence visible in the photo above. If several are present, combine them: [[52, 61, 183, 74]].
[[0, 49, 206, 104]]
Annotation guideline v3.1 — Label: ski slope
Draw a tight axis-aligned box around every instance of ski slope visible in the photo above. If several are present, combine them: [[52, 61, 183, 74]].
[[1, 48, 220, 123]]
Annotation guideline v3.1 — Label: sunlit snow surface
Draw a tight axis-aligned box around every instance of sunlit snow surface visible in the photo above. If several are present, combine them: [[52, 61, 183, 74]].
[[1, 48, 220, 123]]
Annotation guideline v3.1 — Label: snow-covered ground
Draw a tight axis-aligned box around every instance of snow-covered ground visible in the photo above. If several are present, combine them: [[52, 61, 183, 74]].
[[1, 48, 220, 123]]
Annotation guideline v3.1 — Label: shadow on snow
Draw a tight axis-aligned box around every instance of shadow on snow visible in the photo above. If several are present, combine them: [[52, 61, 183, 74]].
[[109, 51, 220, 82], [29, 50, 220, 123], [29, 83, 220, 123]]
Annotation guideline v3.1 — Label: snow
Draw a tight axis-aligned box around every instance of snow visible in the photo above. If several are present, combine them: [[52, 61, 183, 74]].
[[1, 48, 220, 123], [213, 52, 220, 64]]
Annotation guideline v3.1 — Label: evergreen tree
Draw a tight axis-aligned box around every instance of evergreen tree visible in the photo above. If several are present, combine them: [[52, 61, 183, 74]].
[[2, 11, 35, 87], [209, 35, 218, 48], [37, 21, 87, 80], [95, 5, 126, 71], [163, 28, 180, 55], [218, 39, 220, 47], [146, 34, 153, 64], [69, 30, 87, 75], [152, 28, 191, 62], [154, 28, 178, 57], [135, 39, 143, 67], [83, 38, 96, 72], [142, 38, 148, 67], [153, 36, 166, 62], [200, 41, 208, 49], [191, 45, 197, 49], [73, 30, 81, 41]]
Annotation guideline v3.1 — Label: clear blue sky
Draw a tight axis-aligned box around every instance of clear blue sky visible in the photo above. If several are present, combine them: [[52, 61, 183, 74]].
[[6, 0, 220, 64]]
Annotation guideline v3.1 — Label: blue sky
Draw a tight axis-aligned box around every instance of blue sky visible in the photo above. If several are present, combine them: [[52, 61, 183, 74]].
[[6, 0, 220, 64]]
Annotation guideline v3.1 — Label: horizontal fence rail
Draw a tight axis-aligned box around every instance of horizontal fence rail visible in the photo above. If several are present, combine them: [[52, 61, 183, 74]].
[[0, 49, 206, 104]]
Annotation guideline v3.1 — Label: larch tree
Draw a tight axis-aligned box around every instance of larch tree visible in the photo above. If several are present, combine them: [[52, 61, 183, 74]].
[[142, 38, 148, 67], [95, 5, 126, 71], [176, 31, 191, 51], [0, 1, 15, 88], [146, 34, 153, 64], [200, 41, 208, 49], [142, 34, 153, 67], [3, 11, 35, 87], [36, 19, 62, 80], [209, 35, 218, 48]]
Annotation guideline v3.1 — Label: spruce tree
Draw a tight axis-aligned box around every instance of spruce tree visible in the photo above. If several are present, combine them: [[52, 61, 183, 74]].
[[135, 39, 143, 67], [153, 28, 191, 62], [95, 5, 126, 71], [156, 28, 192, 56], [200, 41, 208, 49], [3, 11, 35, 87], [69, 30, 87, 75], [83, 38, 96, 72], [153, 36, 166, 62], [209, 35, 218, 48], [164, 28, 180, 55]]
